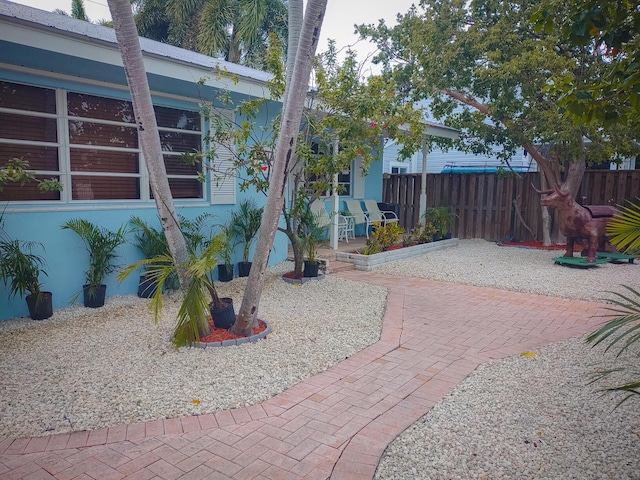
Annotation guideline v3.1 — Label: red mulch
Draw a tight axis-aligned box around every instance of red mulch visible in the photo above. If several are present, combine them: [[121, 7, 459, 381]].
[[282, 270, 303, 280], [199, 319, 267, 343], [501, 241, 567, 250]]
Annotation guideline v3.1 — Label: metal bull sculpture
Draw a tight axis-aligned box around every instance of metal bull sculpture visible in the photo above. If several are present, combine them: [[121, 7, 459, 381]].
[[533, 185, 617, 263]]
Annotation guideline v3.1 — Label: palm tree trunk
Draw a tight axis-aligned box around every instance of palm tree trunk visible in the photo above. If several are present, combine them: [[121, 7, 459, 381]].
[[107, 0, 191, 286], [232, 0, 328, 336]]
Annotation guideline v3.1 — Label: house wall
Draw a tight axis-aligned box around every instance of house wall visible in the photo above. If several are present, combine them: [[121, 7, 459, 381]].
[[383, 140, 537, 174], [0, 41, 286, 320]]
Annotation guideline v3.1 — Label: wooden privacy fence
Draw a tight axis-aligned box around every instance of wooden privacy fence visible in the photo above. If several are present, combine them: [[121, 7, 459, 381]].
[[382, 170, 640, 242]]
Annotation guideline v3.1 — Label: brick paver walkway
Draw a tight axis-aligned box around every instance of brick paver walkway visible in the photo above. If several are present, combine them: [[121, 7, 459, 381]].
[[0, 272, 607, 480]]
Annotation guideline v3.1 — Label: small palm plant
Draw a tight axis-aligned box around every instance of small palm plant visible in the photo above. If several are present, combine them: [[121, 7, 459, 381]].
[[118, 233, 229, 347], [231, 199, 263, 276], [0, 237, 53, 319], [587, 199, 640, 405], [62, 218, 127, 307]]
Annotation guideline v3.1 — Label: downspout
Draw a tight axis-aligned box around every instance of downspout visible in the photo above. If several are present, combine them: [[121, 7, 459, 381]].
[[419, 136, 429, 221]]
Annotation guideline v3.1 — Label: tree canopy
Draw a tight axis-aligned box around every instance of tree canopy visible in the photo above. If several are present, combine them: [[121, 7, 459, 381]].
[[133, 0, 288, 68], [531, 0, 640, 129], [359, 0, 639, 192]]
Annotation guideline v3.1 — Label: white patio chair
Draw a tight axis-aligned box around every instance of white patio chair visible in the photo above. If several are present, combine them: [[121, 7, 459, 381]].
[[363, 200, 399, 227], [337, 214, 355, 242], [344, 199, 375, 238]]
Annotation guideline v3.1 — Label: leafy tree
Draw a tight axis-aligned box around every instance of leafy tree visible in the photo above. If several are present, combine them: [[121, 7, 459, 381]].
[[203, 39, 423, 281], [360, 0, 639, 243], [133, 0, 288, 68], [531, 0, 640, 129]]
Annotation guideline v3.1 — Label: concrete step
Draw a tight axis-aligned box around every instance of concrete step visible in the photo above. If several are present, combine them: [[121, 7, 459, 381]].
[[329, 260, 355, 274]]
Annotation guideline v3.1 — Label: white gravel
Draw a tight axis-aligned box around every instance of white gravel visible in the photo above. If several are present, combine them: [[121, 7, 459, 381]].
[[374, 240, 640, 479], [0, 262, 386, 438], [376, 239, 638, 302]]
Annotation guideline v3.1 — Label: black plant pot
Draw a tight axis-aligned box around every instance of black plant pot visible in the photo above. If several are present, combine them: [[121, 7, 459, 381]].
[[303, 261, 320, 278], [137, 275, 158, 298], [432, 232, 443, 242], [83, 284, 107, 308], [443, 232, 452, 240], [238, 262, 252, 277], [209, 297, 235, 329], [217, 264, 234, 282], [26, 291, 53, 320]]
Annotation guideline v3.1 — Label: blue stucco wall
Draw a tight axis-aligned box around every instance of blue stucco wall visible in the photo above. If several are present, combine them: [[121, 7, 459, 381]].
[[0, 198, 287, 320]]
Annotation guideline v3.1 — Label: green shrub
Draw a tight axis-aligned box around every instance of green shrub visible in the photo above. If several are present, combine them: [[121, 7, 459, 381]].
[[364, 222, 404, 255]]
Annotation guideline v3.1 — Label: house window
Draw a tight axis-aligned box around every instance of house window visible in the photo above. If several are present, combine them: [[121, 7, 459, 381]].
[[0, 81, 61, 201], [0, 80, 203, 203], [391, 166, 408, 174], [336, 168, 351, 196], [308, 141, 352, 196]]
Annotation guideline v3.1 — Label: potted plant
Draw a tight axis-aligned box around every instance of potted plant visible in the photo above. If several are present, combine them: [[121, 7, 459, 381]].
[[217, 221, 235, 282], [231, 199, 263, 277], [0, 237, 53, 320], [299, 210, 326, 277], [62, 218, 127, 308], [118, 232, 234, 346], [424, 207, 453, 240], [129, 216, 171, 298]]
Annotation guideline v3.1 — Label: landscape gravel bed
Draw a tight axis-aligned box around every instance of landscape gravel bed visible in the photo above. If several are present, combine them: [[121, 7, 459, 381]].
[[376, 239, 637, 302], [375, 240, 640, 479], [0, 262, 386, 438]]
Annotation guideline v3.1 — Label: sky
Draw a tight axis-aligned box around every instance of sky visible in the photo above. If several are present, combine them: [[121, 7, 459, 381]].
[[8, 0, 418, 67]]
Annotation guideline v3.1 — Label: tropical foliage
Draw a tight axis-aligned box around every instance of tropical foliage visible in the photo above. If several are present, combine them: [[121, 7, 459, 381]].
[[607, 199, 640, 255], [133, 0, 288, 68], [230, 199, 263, 263], [119, 233, 228, 347], [364, 222, 405, 255], [531, 0, 640, 129], [61, 218, 127, 287], [587, 199, 640, 404], [0, 238, 47, 299]]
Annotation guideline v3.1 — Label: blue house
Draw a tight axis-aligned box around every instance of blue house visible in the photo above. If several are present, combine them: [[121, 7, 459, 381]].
[[0, 1, 391, 320]]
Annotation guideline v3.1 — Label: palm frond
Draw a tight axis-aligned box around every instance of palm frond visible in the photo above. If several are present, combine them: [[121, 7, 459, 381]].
[[607, 199, 640, 255], [197, 0, 234, 57]]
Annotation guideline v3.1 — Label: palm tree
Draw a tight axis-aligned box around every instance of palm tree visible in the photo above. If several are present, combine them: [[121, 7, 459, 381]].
[[233, 0, 328, 336], [133, 0, 288, 68], [107, 0, 190, 284]]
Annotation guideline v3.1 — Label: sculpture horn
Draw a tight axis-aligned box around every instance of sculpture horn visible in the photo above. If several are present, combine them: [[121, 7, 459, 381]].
[[531, 183, 554, 195]]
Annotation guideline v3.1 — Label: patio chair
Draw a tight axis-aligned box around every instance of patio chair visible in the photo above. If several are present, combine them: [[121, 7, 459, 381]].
[[309, 200, 331, 231], [363, 199, 399, 227], [344, 199, 375, 238], [337, 214, 355, 242]]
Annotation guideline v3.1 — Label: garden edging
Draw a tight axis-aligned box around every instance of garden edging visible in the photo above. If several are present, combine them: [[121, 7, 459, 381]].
[[336, 238, 459, 271]]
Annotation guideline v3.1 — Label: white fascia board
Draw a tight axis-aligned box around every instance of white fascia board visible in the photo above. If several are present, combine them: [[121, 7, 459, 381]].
[[396, 122, 460, 140], [423, 124, 459, 140], [0, 18, 271, 99]]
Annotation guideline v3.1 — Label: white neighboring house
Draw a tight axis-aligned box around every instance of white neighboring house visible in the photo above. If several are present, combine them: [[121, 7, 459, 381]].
[[383, 138, 538, 174]]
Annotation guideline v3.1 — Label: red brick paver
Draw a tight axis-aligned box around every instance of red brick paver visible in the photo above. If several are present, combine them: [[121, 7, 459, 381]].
[[0, 273, 607, 479]]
